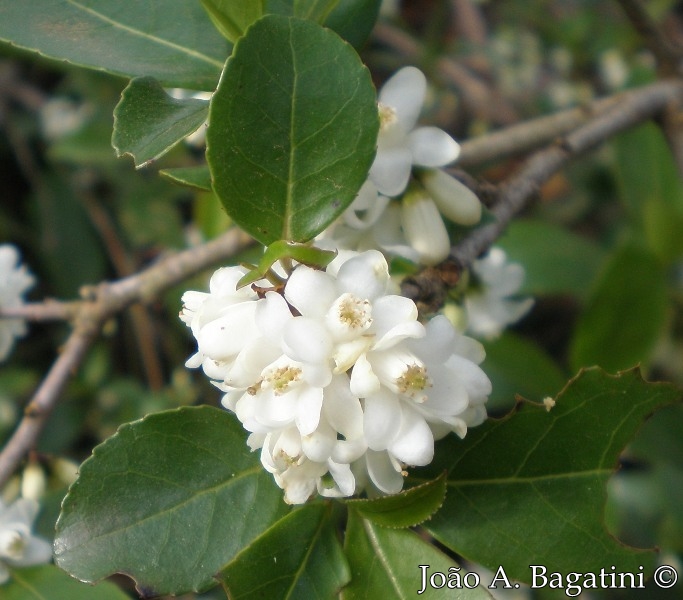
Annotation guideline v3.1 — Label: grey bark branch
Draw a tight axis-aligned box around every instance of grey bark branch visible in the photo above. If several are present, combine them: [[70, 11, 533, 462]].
[[0, 227, 252, 488]]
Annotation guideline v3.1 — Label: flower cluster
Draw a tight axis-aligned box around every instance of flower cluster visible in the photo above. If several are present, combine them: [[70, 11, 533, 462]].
[[182, 250, 490, 503], [0, 245, 35, 362], [464, 247, 534, 340], [324, 66, 482, 266], [0, 497, 52, 584]]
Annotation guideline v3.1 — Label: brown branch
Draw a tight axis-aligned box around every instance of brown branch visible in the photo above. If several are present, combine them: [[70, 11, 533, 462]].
[[403, 78, 683, 308], [0, 300, 80, 322], [0, 227, 253, 488]]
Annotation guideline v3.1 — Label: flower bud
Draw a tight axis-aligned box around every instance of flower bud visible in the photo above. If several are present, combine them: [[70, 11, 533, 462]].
[[401, 186, 451, 266], [420, 168, 482, 226]]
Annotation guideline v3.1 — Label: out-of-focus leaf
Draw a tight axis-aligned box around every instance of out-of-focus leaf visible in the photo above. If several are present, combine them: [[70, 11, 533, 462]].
[[267, 0, 340, 22], [4, 565, 129, 600], [609, 404, 683, 553], [0, 1, 228, 89], [496, 219, 606, 298], [201, 0, 264, 42], [482, 332, 567, 413], [341, 511, 493, 599], [160, 166, 212, 191], [219, 503, 350, 599], [420, 368, 678, 584], [112, 78, 209, 168], [614, 122, 683, 218], [344, 472, 447, 528], [325, 0, 382, 48], [207, 14, 378, 244], [54, 406, 289, 596], [569, 244, 667, 373]]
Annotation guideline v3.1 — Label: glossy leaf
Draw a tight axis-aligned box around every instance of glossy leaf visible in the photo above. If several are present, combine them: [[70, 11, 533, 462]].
[[344, 472, 447, 528], [207, 14, 378, 244], [159, 166, 213, 192], [325, 0, 382, 48], [219, 503, 350, 599], [112, 77, 209, 168], [496, 219, 606, 298], [201, 0, 264, 42], [342, 511, 493, 599], [419, 368, 679, 584], [54, 406, 289, 596], [0, 1, 228, 89], [569, 244, 667, 373], [482, 332, 567, 413], [4, 565, 129, 600]]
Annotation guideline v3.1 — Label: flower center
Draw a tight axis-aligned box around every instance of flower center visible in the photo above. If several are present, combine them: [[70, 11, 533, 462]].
[[378, 103, 398, 132], [338, 294, 372, 329], [265, 366, 302, 395], [396, 364, 430, 399], [0, 530, 25, 560]]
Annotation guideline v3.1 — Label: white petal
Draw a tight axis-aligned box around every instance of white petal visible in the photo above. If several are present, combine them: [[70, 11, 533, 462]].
[[349, 352, 381, 397], [389, 407, 434, 466], [373, 204, 420, 263], [319, 460, 356, 497], [420, 169, 481, 225], [295, 385, 323, 436], [301, 419, 335, 462], [365, 450, 404, 494], [12, 536, 52, 566], [343, 181, 390, 230], [282, 317, 333, 364], [409, 127, 460, 167], [379, 66, 426, 132], [364, 390, 401, 450], [335, 250, 390, 300], [401, 194, 451, 266], [369, 145, 413, 197], [284, 266, 337, 317], [196, 302, 257, 360], [323, 376, 364, 440], [255, 291, 292, 341]]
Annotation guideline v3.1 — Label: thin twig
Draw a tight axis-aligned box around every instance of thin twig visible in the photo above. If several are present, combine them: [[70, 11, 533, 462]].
[[402, 78, 683, 307], [454, 78, 683, 265], [0, 227, 253, 488], [616, 0, 683, 73], [0, 301, 80, 322]]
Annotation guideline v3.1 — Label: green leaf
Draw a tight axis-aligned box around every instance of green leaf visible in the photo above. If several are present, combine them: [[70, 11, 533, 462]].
[[54, 406, 289, 596], [4, 565, 129, 600], [420, 368, 680, 584], [207, 14, 378, 245], [0, 1, 228, 89], [569, 244, 668, 373], [160, 166, 213, 192], [342, 511, 493, 599], [482, 332, 567, 413], [201, 0, 265, 42], [218, 503, 350, 599], [344, 472, 447, 528], [614, 123, 683, 252], [325, 0, 382, 48], [496, 219, 606, 298], [112, 77, 209, 168], [236, 241, 337, 289]]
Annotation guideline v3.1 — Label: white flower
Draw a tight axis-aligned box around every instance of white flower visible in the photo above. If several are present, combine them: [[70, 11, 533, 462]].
[[370, 66, 460, 197], [182, 248, 491, 502], [0, 498, 52, 584], [0, 245, 35, 362], [465, 247, 534, 340], [322, 66, 482, 266]]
